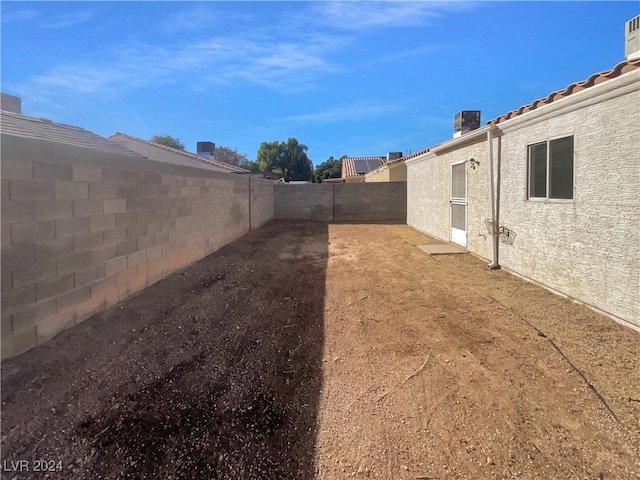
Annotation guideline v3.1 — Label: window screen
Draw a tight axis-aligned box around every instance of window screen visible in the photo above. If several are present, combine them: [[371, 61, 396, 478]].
[[451, 163, 466, 199], [528, 136, 573, 200], [528, 142, 547, 198], [549, 136, 574, 199]]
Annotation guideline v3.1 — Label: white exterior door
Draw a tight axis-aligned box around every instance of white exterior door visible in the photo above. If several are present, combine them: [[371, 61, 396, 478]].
[[450, 161, 467, 247]]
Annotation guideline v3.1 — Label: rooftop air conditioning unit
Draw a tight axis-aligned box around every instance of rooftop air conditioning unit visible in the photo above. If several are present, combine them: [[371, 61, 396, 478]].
[[387, 152, 403, 163], [454, 111, 481, 132], [626, 15, 640, 60], [197, 141, 215, 157]]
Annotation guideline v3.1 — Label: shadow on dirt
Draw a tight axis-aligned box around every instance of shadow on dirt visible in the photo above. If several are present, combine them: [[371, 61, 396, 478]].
[[1, 220, 327, 480]]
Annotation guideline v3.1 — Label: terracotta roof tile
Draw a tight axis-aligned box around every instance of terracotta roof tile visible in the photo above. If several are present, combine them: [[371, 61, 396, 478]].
[[488, 58, 640, 125], [394, 59, 639, 163], [396, 146, 433, 162]]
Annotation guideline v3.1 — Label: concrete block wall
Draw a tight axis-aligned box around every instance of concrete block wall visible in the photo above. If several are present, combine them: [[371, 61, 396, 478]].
[[275, 184, 334, 221], [1, 135, 274, 358], [249, 176, 275, 229], [333, 182, 406, 222], [274, 182, 406, 222]]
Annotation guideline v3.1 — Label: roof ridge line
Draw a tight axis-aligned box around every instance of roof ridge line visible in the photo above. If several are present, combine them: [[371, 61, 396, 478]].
[[109, 132, 249, 173], [488, 58, 640, 125]]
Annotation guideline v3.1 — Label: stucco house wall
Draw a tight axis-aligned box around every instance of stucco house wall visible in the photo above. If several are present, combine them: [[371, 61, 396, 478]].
[[365, 167, 390, 183], [407, 131, 494, 261], [497, 69, 639, 327], [407, 152, 452, 242], [389, 163, 407, 182], [407, 68, 639, 329], [365, 162, 407, 183]]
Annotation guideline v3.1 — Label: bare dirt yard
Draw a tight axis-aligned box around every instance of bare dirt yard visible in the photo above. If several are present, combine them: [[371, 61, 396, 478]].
[[2, 220, 639, 480]]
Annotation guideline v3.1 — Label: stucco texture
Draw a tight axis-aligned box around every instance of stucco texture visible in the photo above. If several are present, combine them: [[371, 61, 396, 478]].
[[407, 70, 640, 329], [497, 71, 640, 326], [407, 136, 493, 261]]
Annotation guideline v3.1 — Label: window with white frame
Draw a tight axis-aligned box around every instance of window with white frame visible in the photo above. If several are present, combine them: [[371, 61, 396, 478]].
[[528, 136, 574, 199]]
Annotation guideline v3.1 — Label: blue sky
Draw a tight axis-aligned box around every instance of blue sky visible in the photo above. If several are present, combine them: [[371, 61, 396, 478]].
[[1, 1, 638, 164]]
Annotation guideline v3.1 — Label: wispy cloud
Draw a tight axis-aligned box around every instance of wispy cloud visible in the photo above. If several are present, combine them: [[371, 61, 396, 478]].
[[10, 31, 342, 112], [358, 44, 448, 69], [285, 101, 406, 123], [307, 1, 476, 31], [1, 7, 97, 28], [7, 2, 475, 117], [159, 5, 219, 33], [1, 9, 39, 23], [43, 9, 97, 29], [208, 34, 343, 90]]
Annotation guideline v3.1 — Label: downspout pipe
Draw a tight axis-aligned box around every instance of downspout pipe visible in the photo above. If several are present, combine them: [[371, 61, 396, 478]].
[[487, 124, 501, 269]]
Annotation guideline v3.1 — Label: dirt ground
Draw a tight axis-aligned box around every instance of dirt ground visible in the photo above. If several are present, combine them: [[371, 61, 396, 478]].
[[1, 220, 639, 480]]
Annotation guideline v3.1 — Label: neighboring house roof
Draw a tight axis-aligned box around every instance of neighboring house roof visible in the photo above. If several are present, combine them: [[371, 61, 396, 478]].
[[488, 58, 640, 125], [398, 146, 435, 162], [342, 156, 385, 177], [366, 152, 416, 173], [0, 110, 144, 157], [108, 132, 250, 173]]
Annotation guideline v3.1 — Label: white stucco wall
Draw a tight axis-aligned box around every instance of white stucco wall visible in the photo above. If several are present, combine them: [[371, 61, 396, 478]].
[[365, 167, 390, 182], [366, 162, 407, 183], [407, 152, 449, 241], [407, 130, 494, 261], [497, 69, 639, 328], [408, 69, 639, 329]]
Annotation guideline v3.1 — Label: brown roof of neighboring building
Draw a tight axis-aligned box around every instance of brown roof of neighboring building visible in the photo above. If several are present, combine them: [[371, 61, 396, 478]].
[[342, 156, 385, 177], [108, 132, 250, 173], [488, 58, 640, 124], [0, 110, 144, 157]]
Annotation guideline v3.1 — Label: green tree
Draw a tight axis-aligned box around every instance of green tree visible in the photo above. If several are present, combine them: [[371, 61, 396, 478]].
[[314, 155, 344, 182], [149, 134, 185, 150], [257, 140, 281, 173], [256, 138, 313, 181], [240, 160, 262, 173], [215, 146, 248, 167], [281, 138, 313, 181]]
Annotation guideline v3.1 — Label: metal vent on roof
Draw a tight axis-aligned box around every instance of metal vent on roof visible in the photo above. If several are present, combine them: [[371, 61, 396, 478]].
[[387, 152, 402, 163], [197, 141, 215, 156], [626, 15, 640, 60], [454, 111, 481, 132]]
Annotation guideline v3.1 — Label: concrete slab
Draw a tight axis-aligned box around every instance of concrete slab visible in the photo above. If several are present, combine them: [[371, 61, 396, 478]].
[[417, 244, 468, 255]]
